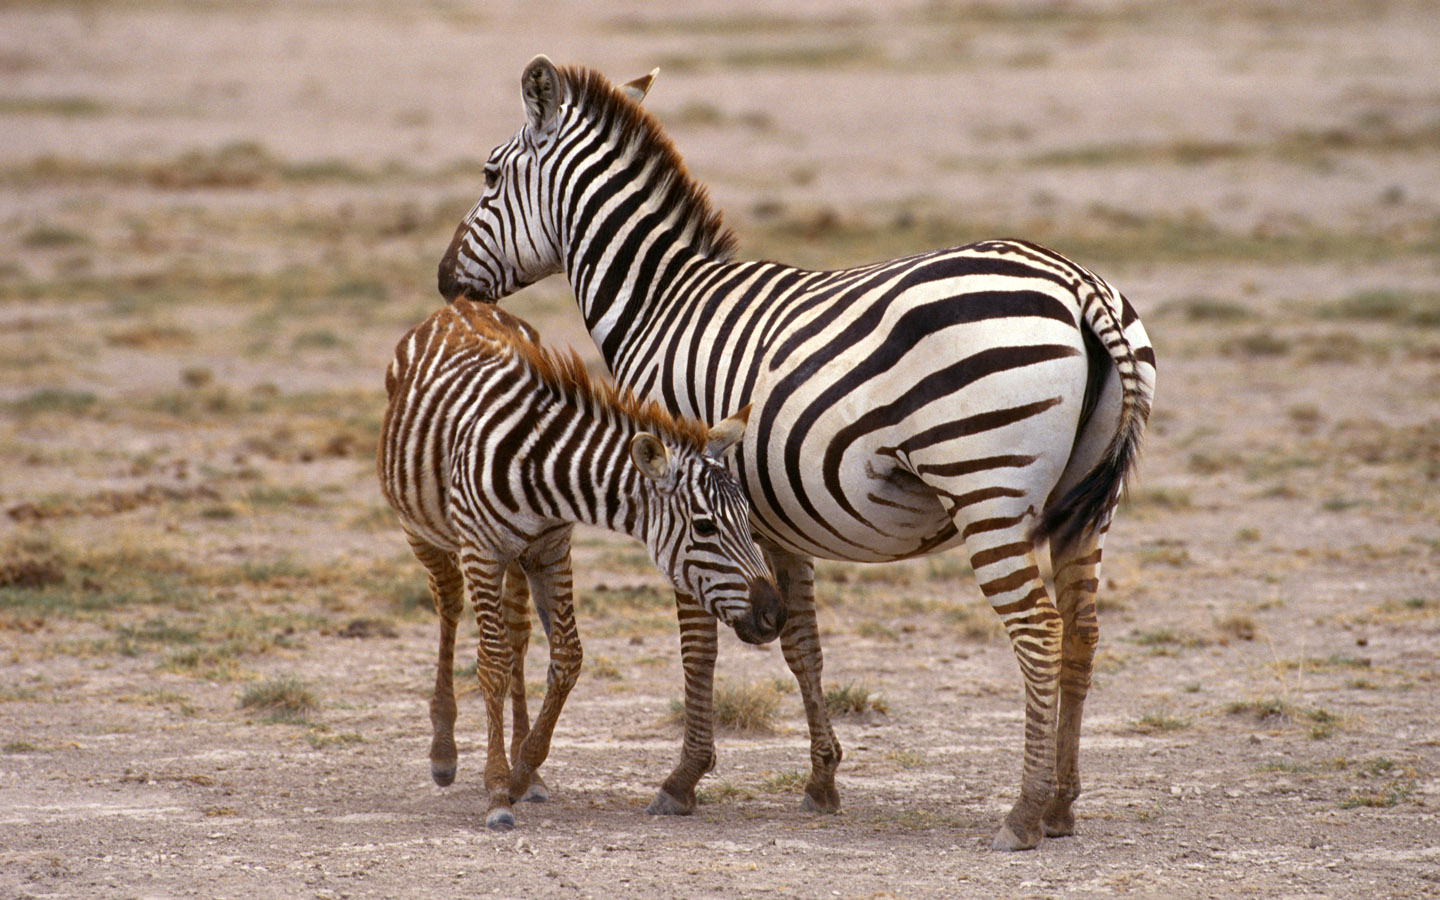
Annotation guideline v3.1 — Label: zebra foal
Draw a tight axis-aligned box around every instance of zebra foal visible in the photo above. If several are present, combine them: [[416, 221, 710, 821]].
[[377, 299, 783, 830], [436, 57, 1158, 849]]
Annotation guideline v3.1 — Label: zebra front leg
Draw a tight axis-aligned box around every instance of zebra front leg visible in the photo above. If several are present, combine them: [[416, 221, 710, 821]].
[[507, 532, 581, 804], [767, 543, 842, 813], [967, 532, 1062, 851], [406, 536, 466, 787], [1043, 534, 1105, 838], [459, 547, 518, 831], [501, 562, 549, 803], [647, 591, 717, 816]]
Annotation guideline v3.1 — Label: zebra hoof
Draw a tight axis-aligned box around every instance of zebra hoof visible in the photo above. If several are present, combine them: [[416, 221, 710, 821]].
[[485, 808, 516, 832], [520, 778, 550, 803], [431, 764, 457, 787], [645, 790, 694, 816], [1042, 805, 1075, 838], [801, 786, 840, 814], [991, 822, 1041, 852]]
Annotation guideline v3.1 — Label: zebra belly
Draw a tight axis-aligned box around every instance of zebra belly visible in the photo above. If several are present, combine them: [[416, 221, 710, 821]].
[[742, 455, 957, 562]]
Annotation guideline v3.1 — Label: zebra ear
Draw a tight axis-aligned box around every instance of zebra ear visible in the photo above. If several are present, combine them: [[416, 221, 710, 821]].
[[705, 403, 751, 459], [620, 68, 659, 104], [522, 55, 562, 132], [630, 433, 672, 482]]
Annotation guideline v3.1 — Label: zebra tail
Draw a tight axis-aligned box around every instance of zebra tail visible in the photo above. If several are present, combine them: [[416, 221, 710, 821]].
[[1030, 275, 1153, 552]]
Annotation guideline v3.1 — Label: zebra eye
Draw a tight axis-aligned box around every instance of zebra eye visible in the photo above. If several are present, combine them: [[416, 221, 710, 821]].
[[483, 166, 499, 188], [693, 518, 718, 537]]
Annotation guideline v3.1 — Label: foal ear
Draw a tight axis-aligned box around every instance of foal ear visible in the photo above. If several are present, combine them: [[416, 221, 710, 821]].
[[705, 403, 751, 459], [630, 433, 672, 482], [620, 67, 660, 104], [522, 55, 562, 131]]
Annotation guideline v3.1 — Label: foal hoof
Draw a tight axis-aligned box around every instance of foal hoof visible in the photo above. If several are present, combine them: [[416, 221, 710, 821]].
[[991, 822, 1041, 852], [520, 780, 549, 803], [645, 790, 694, 816], [485, 808, 515, 832], [431, 764, 457, 788]]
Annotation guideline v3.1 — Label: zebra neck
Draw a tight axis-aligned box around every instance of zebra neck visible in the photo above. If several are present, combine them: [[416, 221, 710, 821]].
[[561, 180, 733, 375], [521, 397, 654, 539]]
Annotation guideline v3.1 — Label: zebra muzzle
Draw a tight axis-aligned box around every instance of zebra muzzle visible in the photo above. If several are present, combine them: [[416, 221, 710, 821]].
[[735, 577, 785, 645]]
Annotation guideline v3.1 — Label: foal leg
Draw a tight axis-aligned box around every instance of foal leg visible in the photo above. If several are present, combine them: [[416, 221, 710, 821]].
[[456, 546, 517, 831], [405, 535, 465, 787], [1043, 528, 1106, 837], [507, 529, 582, 804], [500, 562, 549, 802], [648, 591, 718, 815]]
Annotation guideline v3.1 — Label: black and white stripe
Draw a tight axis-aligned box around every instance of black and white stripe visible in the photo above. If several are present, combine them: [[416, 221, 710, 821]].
[[377, 299, 782, 830], [437, 57, 1157, 849]]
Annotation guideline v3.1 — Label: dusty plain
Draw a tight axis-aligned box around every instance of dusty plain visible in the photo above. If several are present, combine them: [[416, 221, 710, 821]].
[[1, 2, 1437, 898]]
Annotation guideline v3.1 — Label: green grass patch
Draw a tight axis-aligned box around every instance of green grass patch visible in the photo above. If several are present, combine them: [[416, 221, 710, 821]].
[[853, 619, 899, 641], [1160, 295, 1255, 322], [1132, 711, 1191, 734], [757, 770, 808, 794], [21, 223, 93, 249], [1226, 697, 1343, 738], [1318, 288, 1440, 327], [6, 388, 100, 417]]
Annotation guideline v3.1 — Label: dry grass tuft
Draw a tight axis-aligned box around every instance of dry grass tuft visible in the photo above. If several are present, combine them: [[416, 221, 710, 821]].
[[238, 674, 319, 724], [824, 681, 888, 718], [670, 679, 783, 733]]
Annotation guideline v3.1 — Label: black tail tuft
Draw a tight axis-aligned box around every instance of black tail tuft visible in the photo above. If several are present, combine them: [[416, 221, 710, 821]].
[[1029, 439, 1132, 552]]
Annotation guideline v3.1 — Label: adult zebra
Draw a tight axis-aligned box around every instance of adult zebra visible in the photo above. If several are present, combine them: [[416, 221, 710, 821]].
[[437, 56, 1157, 850]]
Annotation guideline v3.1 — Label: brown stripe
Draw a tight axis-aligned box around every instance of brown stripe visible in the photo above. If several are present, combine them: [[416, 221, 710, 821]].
[[970, 541, 1033, 570], [980, 565, 1041, 597]]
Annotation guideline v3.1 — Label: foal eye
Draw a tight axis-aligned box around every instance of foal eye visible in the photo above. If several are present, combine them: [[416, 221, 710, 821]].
[[693, 518, 718, 537], [483, 167, 499, 188]]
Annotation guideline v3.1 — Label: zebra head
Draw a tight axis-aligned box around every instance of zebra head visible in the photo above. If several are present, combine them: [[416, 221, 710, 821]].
[[434, 56, 656, 303], [628, 405, 784, 646], [437, 54, 657, 303]]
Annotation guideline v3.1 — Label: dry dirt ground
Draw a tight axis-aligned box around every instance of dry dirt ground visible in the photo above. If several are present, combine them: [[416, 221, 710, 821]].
[[2, 2, 1438, 898]]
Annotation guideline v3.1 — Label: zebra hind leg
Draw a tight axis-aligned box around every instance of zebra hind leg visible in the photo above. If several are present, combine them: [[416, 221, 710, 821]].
[[406, 536, 466, 787], [506, 534, 582, 806], [648, 591, 717, 815], [1042, 529, 1105, 838], [458, 546, 519, 831], [963, 524, 1062, 851], [500, 562, 550, 803]]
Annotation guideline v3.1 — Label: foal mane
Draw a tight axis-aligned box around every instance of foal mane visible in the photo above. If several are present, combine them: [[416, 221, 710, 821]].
[[455, 301, 711, 453]]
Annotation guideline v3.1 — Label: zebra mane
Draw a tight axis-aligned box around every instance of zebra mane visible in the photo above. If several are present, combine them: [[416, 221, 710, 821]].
[[479, 307, 711, 453], [558, 64, 738, 262]]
